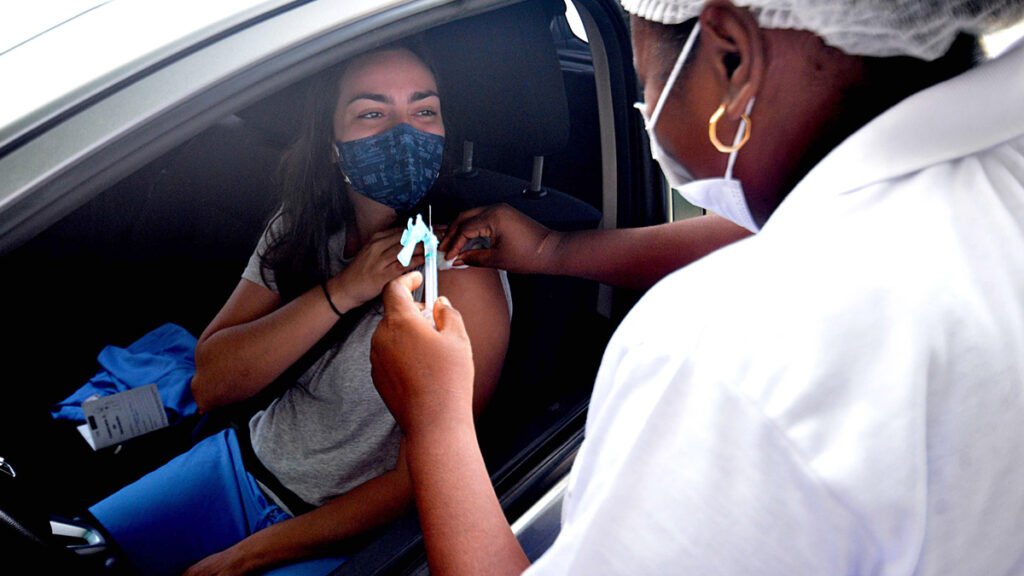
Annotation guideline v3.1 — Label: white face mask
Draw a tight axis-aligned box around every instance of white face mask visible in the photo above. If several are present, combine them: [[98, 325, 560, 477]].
[[636, 22, 761, 233]]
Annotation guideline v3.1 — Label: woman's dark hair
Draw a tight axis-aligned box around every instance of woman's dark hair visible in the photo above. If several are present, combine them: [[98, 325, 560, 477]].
[[258, 38, 455, 302]]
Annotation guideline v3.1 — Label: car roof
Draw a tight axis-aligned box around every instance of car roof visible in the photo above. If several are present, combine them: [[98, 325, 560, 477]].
[[0, 0, 295, 149]]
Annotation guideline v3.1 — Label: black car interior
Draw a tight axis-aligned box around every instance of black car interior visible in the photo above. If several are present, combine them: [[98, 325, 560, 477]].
[[0, 0, 636, 572]]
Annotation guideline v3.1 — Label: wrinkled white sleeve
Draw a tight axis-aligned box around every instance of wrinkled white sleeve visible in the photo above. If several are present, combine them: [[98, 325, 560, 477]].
[[527, 349, 878, 574], [526, 320, 880, 575]]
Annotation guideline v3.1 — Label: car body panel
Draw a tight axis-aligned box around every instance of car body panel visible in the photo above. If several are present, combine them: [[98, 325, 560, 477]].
[[1, 0, 297, 149]]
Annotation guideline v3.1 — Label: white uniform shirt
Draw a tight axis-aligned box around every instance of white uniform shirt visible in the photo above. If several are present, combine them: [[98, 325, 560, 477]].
[[528, 41, 1024, 575]]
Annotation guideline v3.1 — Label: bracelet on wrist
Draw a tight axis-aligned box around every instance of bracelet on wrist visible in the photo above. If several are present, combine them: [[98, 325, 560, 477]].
[[321, 281, 344, 318]]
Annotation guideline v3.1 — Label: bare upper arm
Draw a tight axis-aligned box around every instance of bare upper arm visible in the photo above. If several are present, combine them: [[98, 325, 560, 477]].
[[197, 278, 282, 346], [437, 267, 510, 418]]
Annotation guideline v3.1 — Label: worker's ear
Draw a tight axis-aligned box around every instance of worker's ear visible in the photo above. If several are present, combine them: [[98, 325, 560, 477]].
[[699, 0, 764, 120]]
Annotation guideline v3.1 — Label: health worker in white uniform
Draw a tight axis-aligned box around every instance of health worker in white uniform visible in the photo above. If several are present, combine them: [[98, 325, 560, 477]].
[[370, 0, 1024, 574]]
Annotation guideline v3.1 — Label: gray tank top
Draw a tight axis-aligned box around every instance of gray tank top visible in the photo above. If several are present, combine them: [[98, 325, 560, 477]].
[[241, 216, 510, 508]]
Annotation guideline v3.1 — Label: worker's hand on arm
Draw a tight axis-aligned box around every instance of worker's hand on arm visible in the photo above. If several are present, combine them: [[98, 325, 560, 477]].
[[371, 272, 530, 575], [439, 203, 563, 276], [440, 204, 751, 291]]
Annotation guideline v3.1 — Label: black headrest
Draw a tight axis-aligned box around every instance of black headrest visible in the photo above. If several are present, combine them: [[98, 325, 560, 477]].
[[424, 0, 570, 157], [237, 0, 570, 157]]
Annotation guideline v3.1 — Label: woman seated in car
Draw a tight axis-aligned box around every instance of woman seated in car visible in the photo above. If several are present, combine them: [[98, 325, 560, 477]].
[[87, 42, 511, 576]]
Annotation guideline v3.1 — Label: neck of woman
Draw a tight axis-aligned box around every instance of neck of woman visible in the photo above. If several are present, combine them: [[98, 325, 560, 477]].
[[345, 186, 397, 255]]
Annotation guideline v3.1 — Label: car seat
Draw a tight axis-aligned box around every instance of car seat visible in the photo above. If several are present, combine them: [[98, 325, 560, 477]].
[[419, 0, 608, 475], [425, 0, 601, 229]]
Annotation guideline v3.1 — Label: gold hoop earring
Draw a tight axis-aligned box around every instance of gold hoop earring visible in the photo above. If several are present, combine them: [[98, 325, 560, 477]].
[[708, 104, 751, 153]]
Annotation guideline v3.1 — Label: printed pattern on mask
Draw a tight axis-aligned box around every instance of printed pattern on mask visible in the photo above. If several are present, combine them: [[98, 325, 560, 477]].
[[338, 123, 445, 212]]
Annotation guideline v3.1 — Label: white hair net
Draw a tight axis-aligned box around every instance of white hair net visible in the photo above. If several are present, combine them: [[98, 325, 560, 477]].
[[620, 0, 1024, 60]]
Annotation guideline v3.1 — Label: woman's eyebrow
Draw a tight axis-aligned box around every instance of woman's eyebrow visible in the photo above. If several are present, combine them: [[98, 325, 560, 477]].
[[347, 92, 391, 105], [409, 90, 440, 103]]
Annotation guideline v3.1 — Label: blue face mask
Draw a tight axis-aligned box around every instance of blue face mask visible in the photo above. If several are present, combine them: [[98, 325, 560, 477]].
[[337, 123, 445, 212]]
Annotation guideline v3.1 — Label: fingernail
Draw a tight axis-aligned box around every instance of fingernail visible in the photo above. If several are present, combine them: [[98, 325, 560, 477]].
[[438, 296, 451, 307]]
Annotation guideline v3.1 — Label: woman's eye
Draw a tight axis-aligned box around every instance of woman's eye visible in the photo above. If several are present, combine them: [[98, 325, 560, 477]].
[[414, 109, 438, 118], [357, 110, 384, 120]]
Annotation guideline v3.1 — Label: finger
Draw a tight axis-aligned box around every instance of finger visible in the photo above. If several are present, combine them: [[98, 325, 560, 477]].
[[446, 206, 488, 231], [384, 235, 425, 260], [452, 248, 494, 269], [381, 240, 406, 260], [380, 234, 413, 256], [438, 207, 488, 252], [386, 243, 424, 263], [401, 253, 426, 270], [371, 227, 403, 242], [433, 295, 469, 338], [443, 224, 494, 256], [371, 233, 408, 260], [381, 272, 424, 318], [386, 255, 424, 278], [437, 228, 459, 254]]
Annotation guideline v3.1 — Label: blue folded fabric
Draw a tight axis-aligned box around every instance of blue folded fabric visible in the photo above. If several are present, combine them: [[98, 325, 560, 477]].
[[52, 323, 198, 424], [89, 429, 292, 575]]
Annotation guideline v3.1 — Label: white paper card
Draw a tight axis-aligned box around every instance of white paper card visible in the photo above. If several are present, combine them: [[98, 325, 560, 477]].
[[81, 384, 169, 450]]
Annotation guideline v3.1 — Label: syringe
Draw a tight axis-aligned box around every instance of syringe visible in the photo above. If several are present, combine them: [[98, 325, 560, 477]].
[[397, 209, 441, 325], [423, 206, 438, 315]]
